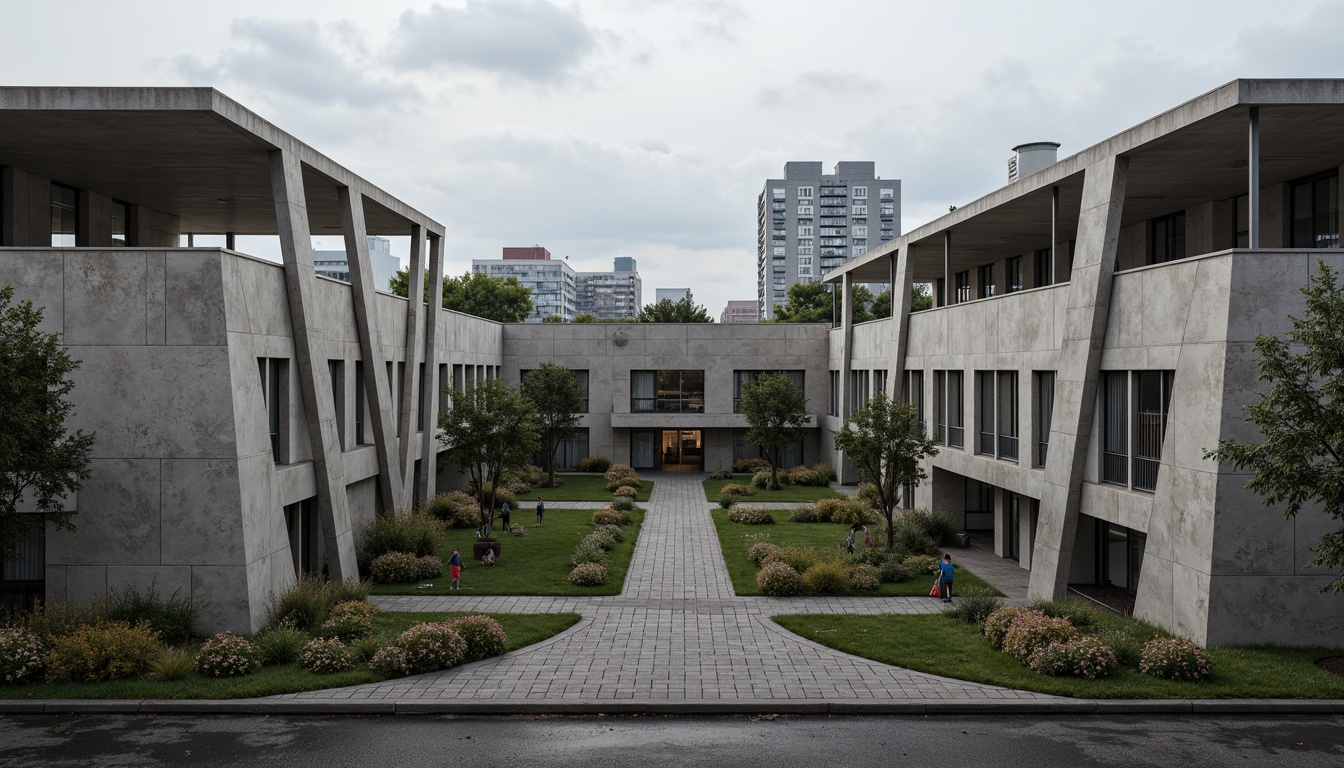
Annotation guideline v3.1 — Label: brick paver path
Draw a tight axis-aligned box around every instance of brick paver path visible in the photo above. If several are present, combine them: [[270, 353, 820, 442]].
[[282, 474, 1050, 704]]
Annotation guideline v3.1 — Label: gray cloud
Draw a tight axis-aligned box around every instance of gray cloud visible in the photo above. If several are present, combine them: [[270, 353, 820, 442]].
[[759, 70, 879, 107], [391, 0, 597, 83]]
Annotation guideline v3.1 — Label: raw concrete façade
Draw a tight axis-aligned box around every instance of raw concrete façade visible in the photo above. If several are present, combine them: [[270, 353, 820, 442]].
[[1, 81, 1342, 647]]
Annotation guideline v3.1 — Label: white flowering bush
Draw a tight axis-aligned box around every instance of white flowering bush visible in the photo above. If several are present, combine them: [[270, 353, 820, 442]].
[[1002, 612, 1079, 662], [194, 631, 262, 678], [567, 562, 608, 586], [1139, 636, 1214, 681], [370, 552, 442, 584], [746, 541, 783, 567], [848, 564, 881, 591], [727, 505, 774, 525], [1028, 636, 1119, 680], [0, 628, 46, 684], [369, 645, 412, 678], [756, 561, 806, 596], [446, 615, 508, 662], [299, 637, 355, 674], [594, 524, 623, 543]]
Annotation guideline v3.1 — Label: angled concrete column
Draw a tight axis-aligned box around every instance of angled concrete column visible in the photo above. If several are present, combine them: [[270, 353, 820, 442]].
[[397, 226, 428, 511], [418, 233, 445, 502], [338, 186, 403, 511], [835, 271, 859, 483], [1028, 155, 1128, 600], [887, 246, 915, 391], [269, 149, 357, 581]]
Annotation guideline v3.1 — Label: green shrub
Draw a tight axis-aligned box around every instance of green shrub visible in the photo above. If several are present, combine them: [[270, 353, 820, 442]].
[[776, 545, 818, 574], [857, 548, 887, 567], [194, 631, 262, 678], [732, 457, 769, 473], [567, 562, 608, 586], [100, 581, 199, 646], [585, 531, 618, 551], [746, 541, 783, 567], [1029, 636, 1119, 680], [395, 622, 466, 674], [945, 587, 1002, 626], [300, 637, 355, 674], [788, 504, 817, 522], [254, 623, 308, 665], [727, 505, 773, 525], [570, 539, 609, 567], [877, 557, 912, 584], [149, 646, 195, 682], [1139, 636, 1214, 680], [424, 491, 480, 529], [604, 464, 640, 489], [46, 621, 160, 682], [351, 636, 382, 663], [756, 562, 806, 596], [357, 511, 443, 572], [613, 485, 639, 498], [265, 574, 370, 632], [0, 628, 46, 684], [848, 564, 881, 591], [717, 493, 737, 509], [1030, 599, 1097, 629], [788, 467, 820, 486], [610, 496, 636, 512], [594, 523, 624, 543], [721, 483, 756, 497], [576, 456, 611, 473], [446, 615, 508, 663], [320, 600, 378, 641], [16, 599, 102, 645], [370, 552, 443, 584], [901, 554, 941, 577], [892, 517, 937, 557], [1096, 621, 1162, 668], [750, 469, 773, 489], [811, 463, 837, 485], [803, 561, 851, 594], [709, 468, 734, 480], [857, 482, 882, 509], [1002, 613, 1079, 662], [983, 606, 1038, 650], [592, 507, 630, 526], [813, 497, 849, 523], [831, 499, 879, 527], [923, 511, 961, 546]]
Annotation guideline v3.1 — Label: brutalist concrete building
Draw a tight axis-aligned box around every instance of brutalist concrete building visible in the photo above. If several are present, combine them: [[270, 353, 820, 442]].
[[2, 81, 1342, 647]]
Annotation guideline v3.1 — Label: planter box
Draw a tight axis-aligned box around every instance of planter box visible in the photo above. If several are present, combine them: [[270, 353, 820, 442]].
[[473, 540, 501, 561]]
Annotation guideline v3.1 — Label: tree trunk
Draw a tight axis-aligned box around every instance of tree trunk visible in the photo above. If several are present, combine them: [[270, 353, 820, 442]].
[[547, 434, 557, 487]]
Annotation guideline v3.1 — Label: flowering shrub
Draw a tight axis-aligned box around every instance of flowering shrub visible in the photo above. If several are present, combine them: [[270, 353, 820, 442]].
[[594, 524, 624, 543], [878, 558, 912, 584], [788, 505, 817, 523], [746, 541, 783, 567], [585, 531, 618, 551], [848, 564, 881, 591], [370, 551, 443, 584], [1002, 613, 1079, 662], [983, 607, 1038, 650], [447, 615, 508, 662], [727, 505, 774, 525], [788, 467, 821, 486], [299, 637, 355, 674], [592, 508, 630, 526], [1139, 636, 1215, 680], [812, 498, 850, 523], [570, 539, 609, 568], [395, 622, 466, 674], [604, 465, 641, 492], [803, 561, 851, 594], [425, 491, 480, 529], [732, 457, 769, 473], [750, 470, 774, 489], [320, 600, 377, 641], [776, 545, 819, 574], [1028, 636, 1119, 679], [369, 645, 412, 678], [46, 621, 161, 682], [194, 631, 262, 678], [721, 483, 756, 497], [567, 562, 608, 586], [902, 554, 941, 577], [0, 629, 46, 684], [757, 561, 807, 596], [613, 485, 639, 498]]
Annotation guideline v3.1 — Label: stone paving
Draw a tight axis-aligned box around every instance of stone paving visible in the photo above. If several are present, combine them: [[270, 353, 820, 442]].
[[281, 473, 1051, 704]]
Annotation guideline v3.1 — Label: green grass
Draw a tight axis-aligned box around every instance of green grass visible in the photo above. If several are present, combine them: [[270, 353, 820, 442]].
[[774, 613, 1344, 699], [511, 474, 653, 502], [370, 508, 644, 596], [703, 476, 842, 502], [0, 611, 579, 700], [713, 509, 998, 597]]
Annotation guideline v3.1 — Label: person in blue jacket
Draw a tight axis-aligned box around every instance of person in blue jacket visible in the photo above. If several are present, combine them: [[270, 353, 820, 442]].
[[449, 546, 464, 590], [939, 552, 955, 603]]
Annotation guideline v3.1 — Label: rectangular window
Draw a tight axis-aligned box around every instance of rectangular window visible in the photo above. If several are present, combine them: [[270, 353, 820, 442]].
[[50, 183, 77, 247], [733, 370, 804, 412], [852, 205, 868, 215], [417, 363, 426, 432], [111, 201, 128, 246], [975, 371, 1017, 461], [1034, 248, 1053, 287], [798, 225, 813, 236], [631, 370, 704, 414], [853, 186, 868, 198], [978, 264, 995, 298], [536, 428, 589, 469], [880, 188, 894, 200], [933, 370, 946, 444], [354, 361, 366, 445], [1033, 371, 1055, 467], [1291, 171, 1340, 248], [1102, 372, 1130, 485], [329, 360, 346, 451], [955, 271, 971, 303], [946, 370, 964, 449], [1233, 193, 1250, 249], [850, 369, 870, 411], [797, 186, 813, 198], [997, 371, 1018, 460], [773, 187, 786, 199], [873, 369, 888, 399], [976, 371, 996, 455], [902, 369, 925, 427], [1132, 371, 1174, 492], [829, 370, 840, 417], [1150, 211, 1187, 264], [259, 358, 289, 463], [1005, 256, 1023, 292], [797, 205, 814, 215]]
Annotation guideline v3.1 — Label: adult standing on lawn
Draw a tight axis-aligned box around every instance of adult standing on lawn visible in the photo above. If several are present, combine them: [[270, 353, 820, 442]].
[[939, 552, 955, 603], [536, 497, 545, 527]]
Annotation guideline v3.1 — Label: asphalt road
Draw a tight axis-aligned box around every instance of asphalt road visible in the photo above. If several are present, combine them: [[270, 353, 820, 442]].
[[0, 714, 1340, 767]]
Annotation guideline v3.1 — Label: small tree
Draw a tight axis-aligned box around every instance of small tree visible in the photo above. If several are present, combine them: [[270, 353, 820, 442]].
[[390, 268, 534, 323], [739, 372, 809, 490], [834, 393, 939, 551], [521, 364, 583, 487], [1206, 260, 1344, 592], [771, 281, 832, 323], [437, 378, 540, 534], [635, 292, 713, 323], [0, 285, 95, 558]]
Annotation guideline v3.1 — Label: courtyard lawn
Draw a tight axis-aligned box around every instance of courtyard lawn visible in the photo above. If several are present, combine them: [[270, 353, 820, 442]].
[[0, 611, 579, 700], [774, 613, 1344, 699], [511, 474, 653, 502], [713, 509, 999, 597], [370, 508, 644, 596], [703, 476, 843, 503]]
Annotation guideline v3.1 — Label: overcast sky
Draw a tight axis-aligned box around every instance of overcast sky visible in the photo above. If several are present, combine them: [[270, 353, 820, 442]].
[[5, 0, 1344, 316]]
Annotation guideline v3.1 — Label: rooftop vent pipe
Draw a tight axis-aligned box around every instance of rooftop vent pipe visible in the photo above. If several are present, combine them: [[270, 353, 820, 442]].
[[1008, 142, 1060, 182]]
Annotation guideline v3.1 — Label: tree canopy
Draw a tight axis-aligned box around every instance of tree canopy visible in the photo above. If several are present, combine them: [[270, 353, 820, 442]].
[[437, 378, 540, 532], [771, 281, 832, 323], [739, 372, 810, 490], [521, 364, 584, 487], [389, 268, 533, 323], [834, 393, 939, 551], [1205, 261, 1344, 592], [635, 292, 713, 323], [0, 284, 95, 558]]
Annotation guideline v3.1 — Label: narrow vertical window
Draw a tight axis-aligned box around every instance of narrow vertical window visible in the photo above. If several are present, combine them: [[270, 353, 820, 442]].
[[329, 360, 346, 451], [1102, 372, 1130, 485], [1033, 371, 1055, 467], [354, 361, 366, 445], [947, 371, 964, 449], [997, 371, 1018, 461]]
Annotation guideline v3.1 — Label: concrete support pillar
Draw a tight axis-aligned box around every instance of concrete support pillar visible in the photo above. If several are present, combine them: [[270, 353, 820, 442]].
[[943, 231, 952, 305], [418, 233, 446, 502], [1, 167, 50, 246], [338, 186, 404, 512], [1248, 107, 1261, 249], [397, 226, 428, 512], [839, 271, 854, 418], [268, 149, 358, 582], [1028, 155, 1129, 601], [1051, 185, 1060, 283]]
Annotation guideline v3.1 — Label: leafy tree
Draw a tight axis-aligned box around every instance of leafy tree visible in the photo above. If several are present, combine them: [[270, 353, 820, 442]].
[[739, 372, 810, 490], [572, 312, 598, 323], [772, 281, 832, 323], [851, 285, 877, 323], [834, 393, 939, 552], [437, 378, 540, 533], [636, 292, 713, 323], [542, 314, 565, 323], [521, 364, 583, 487], [390, 268, 533, 323], [912, 283, 933, 311], [1205, 261, 1344, 592], [0, 285, 95, 558], [868, 285, 932, 319], [870, 289, 892, 320]]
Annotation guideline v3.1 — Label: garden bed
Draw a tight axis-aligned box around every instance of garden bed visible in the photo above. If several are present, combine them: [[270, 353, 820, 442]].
[[703, 476, 842, 503], [510, 474, 653, 502]]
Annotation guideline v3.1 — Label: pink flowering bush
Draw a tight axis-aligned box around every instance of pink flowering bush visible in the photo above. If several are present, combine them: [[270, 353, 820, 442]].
[[446, 615, 508, 662], [848, 564, 881, 591], [567, 562, 608, 586], [395, 622, 466, 675], [319, 601, 377, 642], [370, 552, 442, 584], [983, 606, 1039, 650], [1139, 636, 1215, 680], [194, 631, 262, 678], [757, 561, 807, 596], [299, 637, 355, 674], [728, 505, 774, 525], [369, 645, 412, 678], [1028, 636, 1119, 680], [1002, 612, 1079, 662], [0, 628, 46, 684]]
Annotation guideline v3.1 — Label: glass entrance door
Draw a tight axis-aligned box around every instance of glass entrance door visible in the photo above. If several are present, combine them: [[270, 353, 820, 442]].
[[660, 429, 702, 471]]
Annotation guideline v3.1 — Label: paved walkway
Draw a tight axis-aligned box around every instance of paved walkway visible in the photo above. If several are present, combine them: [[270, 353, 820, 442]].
[[279, 473, 1050, 706]]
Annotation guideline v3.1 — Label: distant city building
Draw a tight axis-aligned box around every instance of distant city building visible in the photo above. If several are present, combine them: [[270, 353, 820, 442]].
[[655, 287, 691, 304], [720, 300, 760, 324], [472, 246, 577, 322], [758, 162, 900, 319], [576, 258, 642, 320], [313, 235, 401, 292]]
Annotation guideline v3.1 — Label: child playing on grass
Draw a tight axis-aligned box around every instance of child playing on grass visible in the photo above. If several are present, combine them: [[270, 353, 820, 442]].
[[449, 546, 463, 590]]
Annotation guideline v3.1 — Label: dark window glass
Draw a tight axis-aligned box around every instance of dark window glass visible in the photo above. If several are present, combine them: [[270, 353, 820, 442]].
[[1102, 372, 1128, 485], [977, 371, 995, 456], [954, 271, 971, 303], [933, 371, 946, 444], [947, 370, 964, 449], [1132, 371, 1174, 492], [997, 371, 1018, 461], [1291, 171, 1339, 249], [50, 184, 77, 247], [1035, 248, 1053, 287], [1005, 256, 1023, 292], [978, 264, 995, 298], [1034, 371, 1055, 467], [1150, 211, 1187, 264]]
